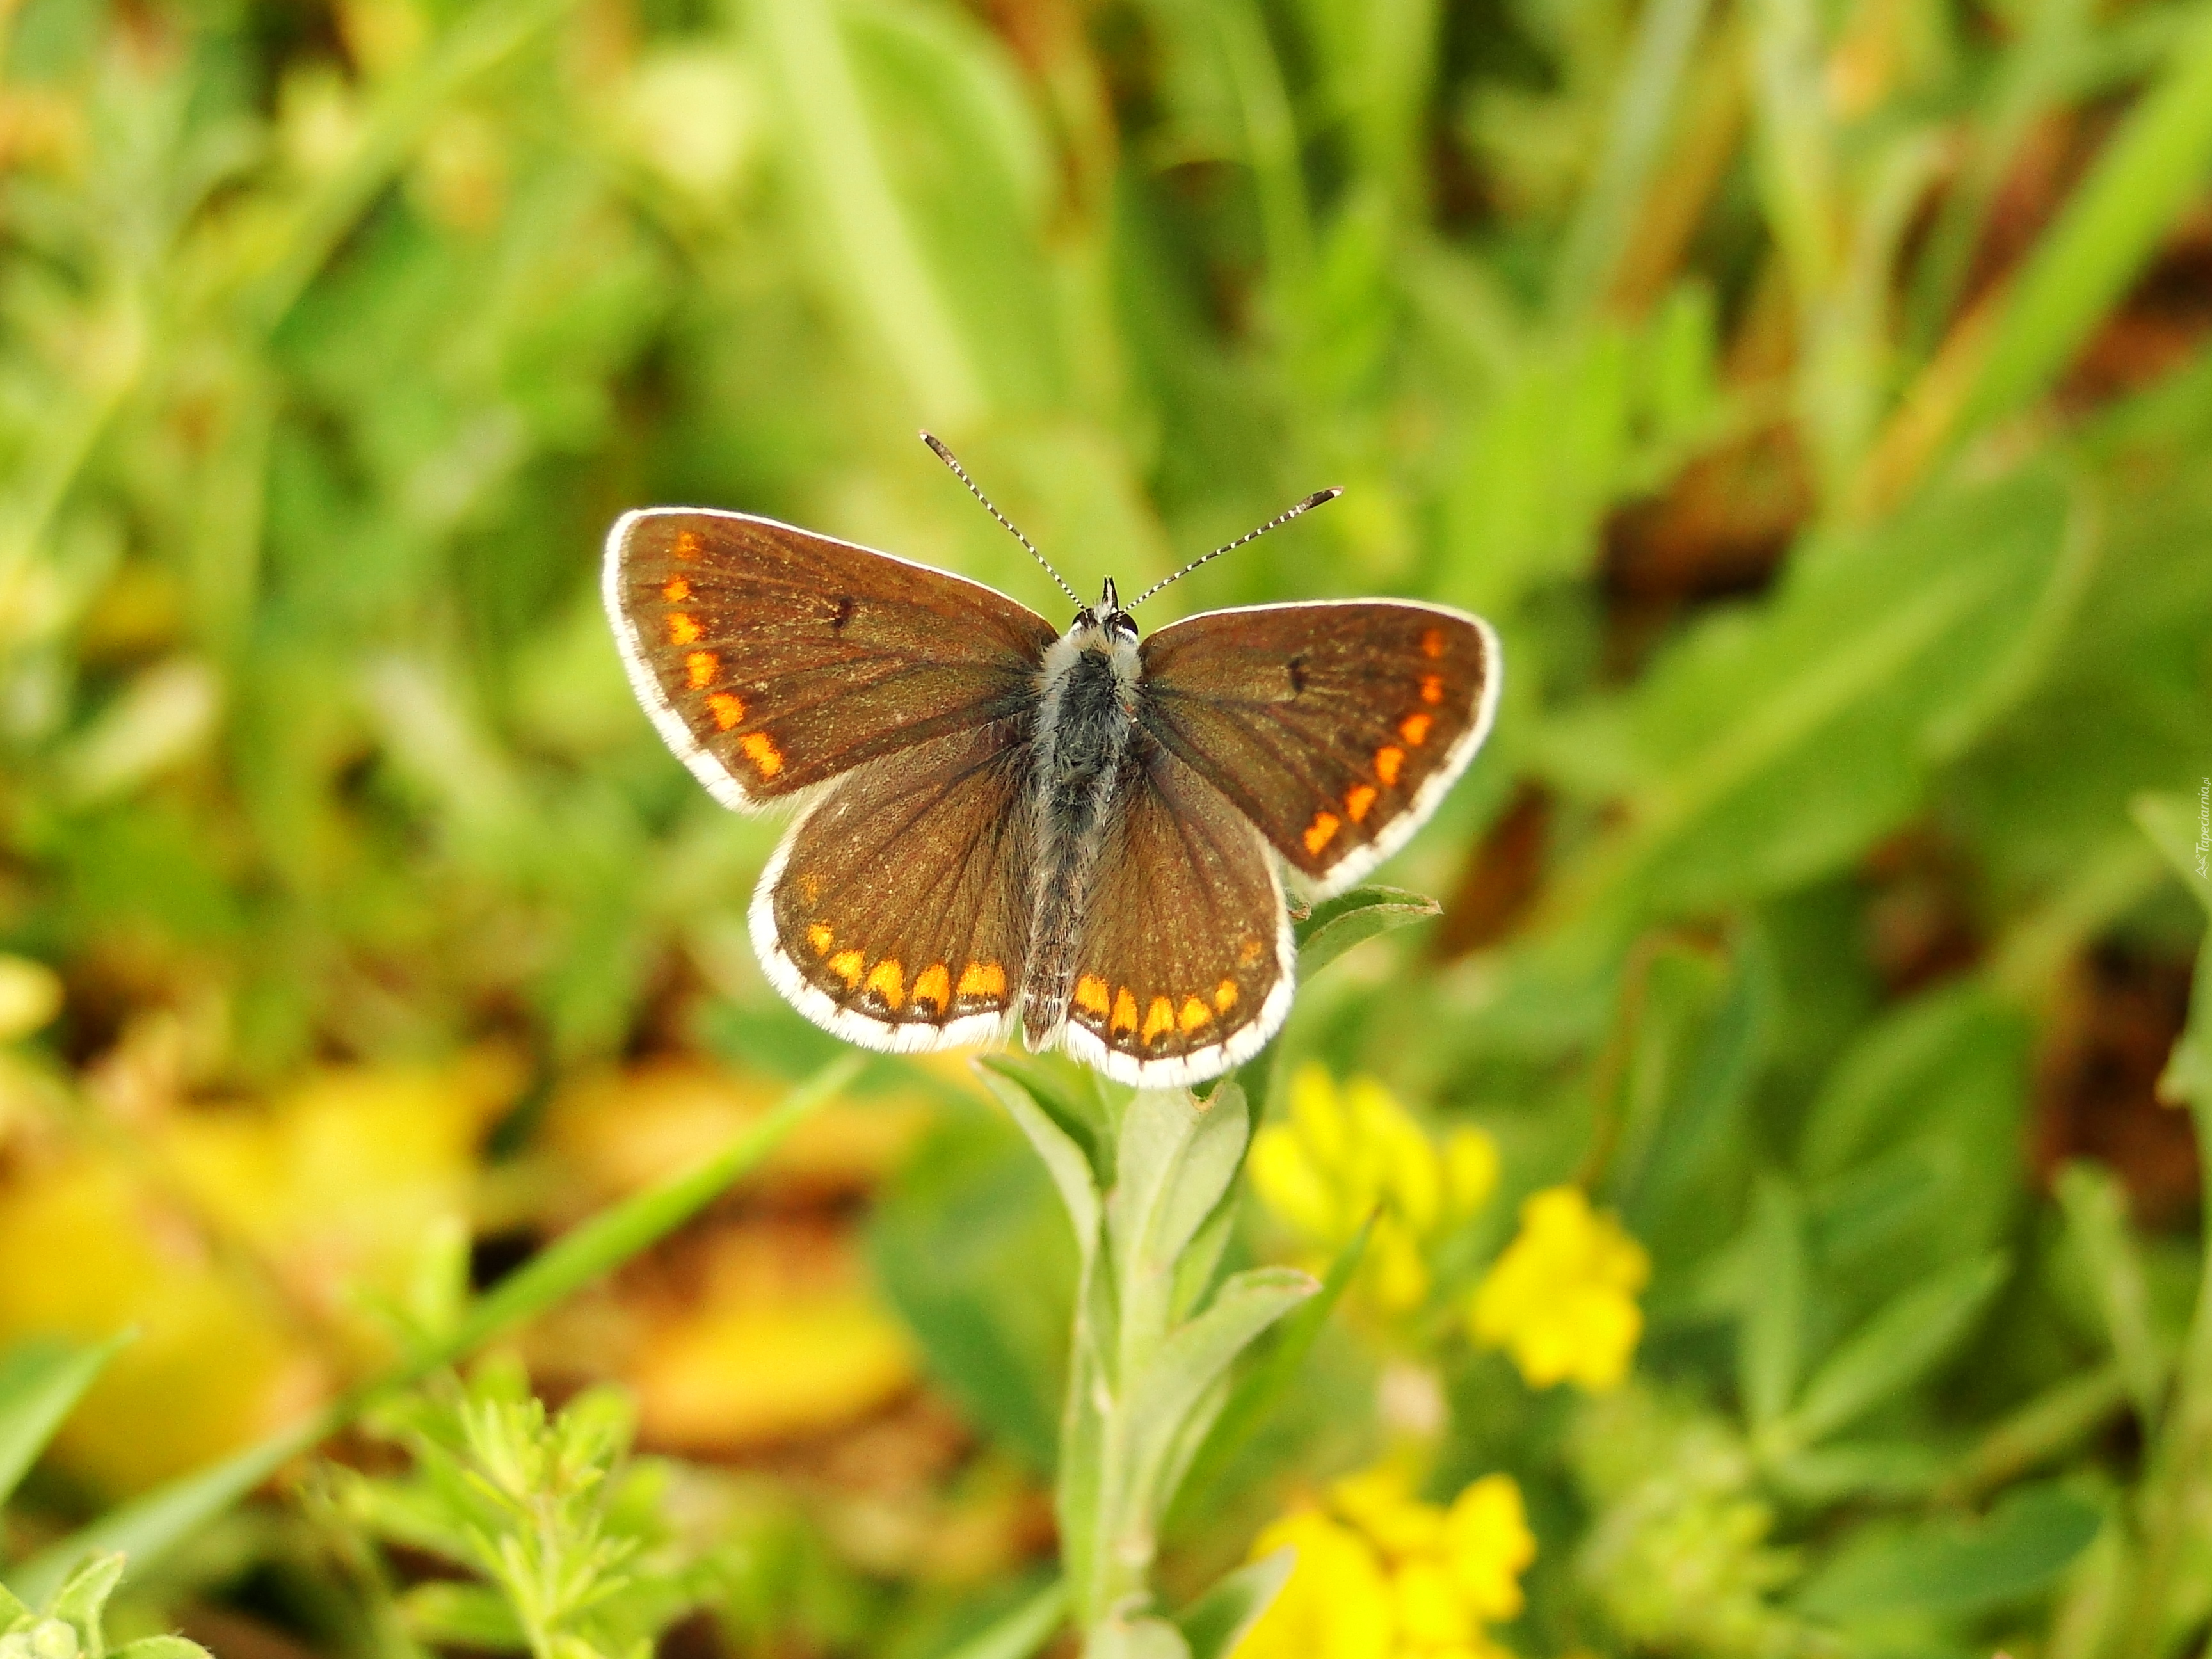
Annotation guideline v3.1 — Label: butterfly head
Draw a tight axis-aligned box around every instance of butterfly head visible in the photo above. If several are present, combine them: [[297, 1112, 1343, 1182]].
[[1074, 576, 1139, 644]]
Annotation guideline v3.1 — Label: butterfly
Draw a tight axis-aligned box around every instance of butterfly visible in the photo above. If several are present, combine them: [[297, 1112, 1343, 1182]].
[[603, 435, 1502, 1089]]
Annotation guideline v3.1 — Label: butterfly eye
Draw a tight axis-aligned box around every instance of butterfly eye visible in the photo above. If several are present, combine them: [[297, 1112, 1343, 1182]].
[[1108, 612, 1139, 642]]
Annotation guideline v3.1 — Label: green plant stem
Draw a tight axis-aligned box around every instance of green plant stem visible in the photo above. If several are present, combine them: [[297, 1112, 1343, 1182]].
[[6, 1056, 856, 1605]]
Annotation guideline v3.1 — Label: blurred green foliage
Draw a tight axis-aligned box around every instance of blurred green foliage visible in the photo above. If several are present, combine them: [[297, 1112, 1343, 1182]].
[[3, 0, 2212, 1649]]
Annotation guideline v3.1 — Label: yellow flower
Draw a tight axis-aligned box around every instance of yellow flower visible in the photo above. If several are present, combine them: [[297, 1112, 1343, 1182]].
[[1445, 1475, 1536, 1621], [1471, 1187, 1650, 1392], [1249, 1065, 1499, 1313], [1236, 1464, 1535, 1659], [1236, 1508, 1393, 1659]]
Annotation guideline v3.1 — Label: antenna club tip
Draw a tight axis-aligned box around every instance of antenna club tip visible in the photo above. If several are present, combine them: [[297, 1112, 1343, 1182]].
[[1315, 486, 1345, 504]]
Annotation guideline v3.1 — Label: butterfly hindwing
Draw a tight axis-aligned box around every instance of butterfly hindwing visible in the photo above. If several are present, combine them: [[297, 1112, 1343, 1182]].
[[1137, 601, 1501, 895], [753, 720, 1034, 1051], [604, 508, 1057, 808], [1055, 739, 1294, 1088]]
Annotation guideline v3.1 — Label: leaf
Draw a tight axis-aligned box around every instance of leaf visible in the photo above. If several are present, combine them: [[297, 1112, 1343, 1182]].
[[1793, 1483, 2104, 1618], [1957, 7, 2212, 440], [1780, 1252, 2008, 1448], [1293, 886, 1441, 978], [1738, 1178, 1806, 1428], [1770, 1440, 1943, 1504], [2132, 790, 2212, 916], [1117, 1085, 1249, 1312], [1169, 1219, 1372, 1532], [1084, 1617, 1192, 1659], [978, 1053, 1113, 1187], [1123, 1268, 1318, 1528], [401, 1581, 529, 1649], [752, 0, 990, 423], [978, 1057, 1103, 1263], [47, 1553, 124, 1656], [872, 1110, 1076, 1472], [1541, 467, 2072, 929], [935, 1579, 1067, 1659], [1176, 1549, 1295, 1659], [109, 1640, 216, 1659], [0, 1333, 131, 1506], [2055, 1162, 2165, 1430]]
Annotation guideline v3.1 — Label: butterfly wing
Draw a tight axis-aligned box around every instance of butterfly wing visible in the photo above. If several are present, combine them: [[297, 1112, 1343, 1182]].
[[1054, 738, 1294, 1089], [1137, 600, 1501, 895], [753, 719, 1033, 1050], [604, 507, 1057, 808]]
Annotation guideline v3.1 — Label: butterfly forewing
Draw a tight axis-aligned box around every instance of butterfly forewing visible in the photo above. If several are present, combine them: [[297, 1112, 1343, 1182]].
[[1138, 602, 1500, 895], [605, 508, 1057, 808], [1056, 741, 1294, 1088], [753, 721, 1034, 1051]]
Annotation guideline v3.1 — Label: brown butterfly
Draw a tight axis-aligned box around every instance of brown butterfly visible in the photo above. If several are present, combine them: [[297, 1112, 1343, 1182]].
[[604, 436, 1502, 1088]]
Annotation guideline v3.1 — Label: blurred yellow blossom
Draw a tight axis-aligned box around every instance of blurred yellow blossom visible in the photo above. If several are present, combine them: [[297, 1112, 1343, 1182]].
[[1471, 1187, 1649, 1392], [1249, 1064, 1498, 1311], [0, 955, 62, 1043], [1237, 1461, 1535, 1659]]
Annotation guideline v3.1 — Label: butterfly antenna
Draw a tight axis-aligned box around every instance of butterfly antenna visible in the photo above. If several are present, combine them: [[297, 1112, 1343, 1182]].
[[1127, 486, 1343, 608], [920, 432, 1082, 607]]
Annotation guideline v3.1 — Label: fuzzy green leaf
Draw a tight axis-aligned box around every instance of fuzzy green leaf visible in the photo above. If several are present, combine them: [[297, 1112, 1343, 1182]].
[[1176, 1548, 1295, 1659], [1293, 887, 1441, 978]]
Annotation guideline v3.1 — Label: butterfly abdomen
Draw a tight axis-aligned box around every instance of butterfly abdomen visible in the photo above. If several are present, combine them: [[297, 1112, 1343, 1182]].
[[1022, 627, 1140, 1045]]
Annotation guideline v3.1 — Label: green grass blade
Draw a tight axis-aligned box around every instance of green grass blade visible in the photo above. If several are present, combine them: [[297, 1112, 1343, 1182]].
[[0, 1334, 131, 1508], [429, 1054, 860, 1367], [752, 0, 987, 422], [7, 1055, 856, 1601], [1551, 0, 1714, 317], [1957, 4, 2212, 438]]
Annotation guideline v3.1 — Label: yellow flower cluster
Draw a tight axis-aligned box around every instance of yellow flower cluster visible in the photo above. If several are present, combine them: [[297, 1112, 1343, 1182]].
[[1471, 1187, 1649, 1392], [1236, 1464, 1536, 1659], [1249, 1065, 1498, 1311]]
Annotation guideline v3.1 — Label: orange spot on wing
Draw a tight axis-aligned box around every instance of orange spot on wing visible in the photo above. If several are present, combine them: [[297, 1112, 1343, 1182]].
[[1345, 783, 1378, 822], [740, 732, 785, 778], [662, 576, 692, 602], [1215, 979, 1238, 1013], [1375, 746, 1405, 785], [806, 924, 833, 956], [673, 530, 702, 560], [1420, 674, 1444, 705], [707, 693, 745, 729], [1141, 996, 1176, 1044], [798, 872, 821, 903], [1399, 712, 1433, 746], [1238, 938, 1263, 966], [913, 963, 950, 1013], [668, 612, 702, 645], [1420, 627, 1445, 658], [958, 961, 1007, 1003], [828, 950, 864, 988], [1179, 997, 1211, 1033], [1304, 811, 1341, 856], [864, 958, 906, 1010], [1075, 975, 1112, 1018], [686, 650, 718, 689], [1111, 987, 1139, 1036]]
